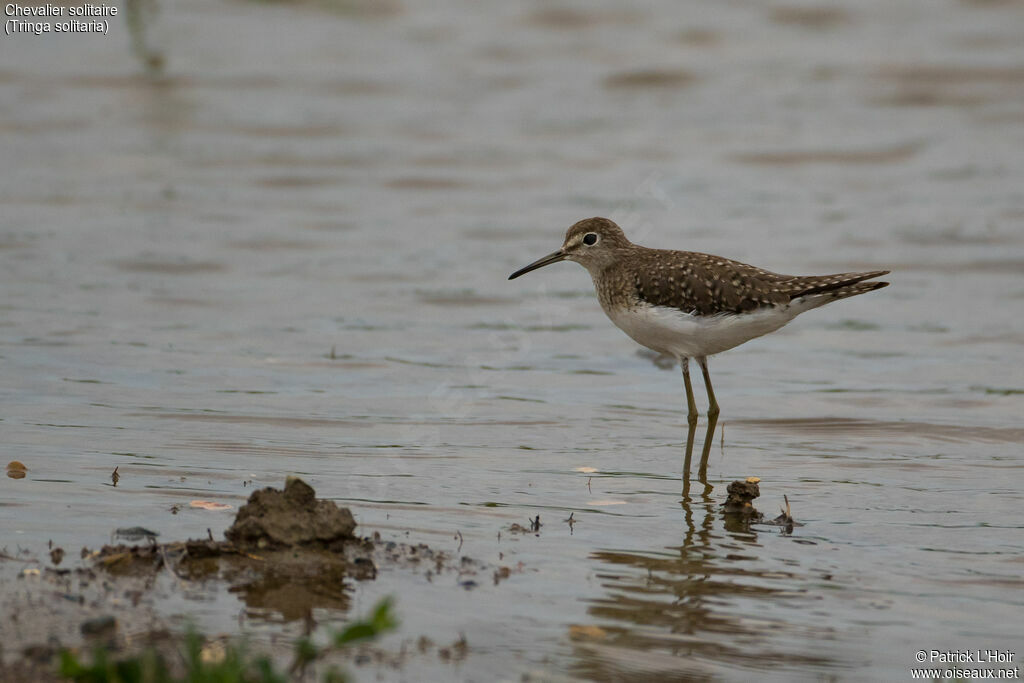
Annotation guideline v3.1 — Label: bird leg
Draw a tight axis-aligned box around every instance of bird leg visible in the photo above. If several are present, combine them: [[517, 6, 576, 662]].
[[697, 356, 719, 480], [681, 357, 699, 480]]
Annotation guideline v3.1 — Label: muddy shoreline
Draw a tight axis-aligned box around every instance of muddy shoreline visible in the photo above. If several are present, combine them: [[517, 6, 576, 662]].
[[0, 477, 535, 681], [2, 476, 778, 681]]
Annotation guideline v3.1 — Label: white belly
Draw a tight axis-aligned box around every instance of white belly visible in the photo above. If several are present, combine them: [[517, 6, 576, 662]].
[[606, 303, 800, 359]]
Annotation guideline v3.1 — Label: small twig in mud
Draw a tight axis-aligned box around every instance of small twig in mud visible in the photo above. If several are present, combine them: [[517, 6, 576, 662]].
[[0, 549, 35, 563], [771, 494, 803, 534], [507, 517, 542, 535], [111, 466, 120, 487], [452, 633, 468, 659], [587, 477, 592, 493], [454, 530, 463, 552]]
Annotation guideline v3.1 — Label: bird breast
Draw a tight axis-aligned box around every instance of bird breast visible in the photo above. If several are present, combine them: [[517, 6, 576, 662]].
[[605, 302, 799, 359]]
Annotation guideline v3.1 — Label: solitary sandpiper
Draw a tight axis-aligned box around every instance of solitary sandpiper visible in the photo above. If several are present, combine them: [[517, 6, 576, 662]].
[[509, 217, 889, 480]]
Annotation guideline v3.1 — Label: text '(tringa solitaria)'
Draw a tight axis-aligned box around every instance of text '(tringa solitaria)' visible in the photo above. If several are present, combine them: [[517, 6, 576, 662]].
[[509, 217, 890, 481]]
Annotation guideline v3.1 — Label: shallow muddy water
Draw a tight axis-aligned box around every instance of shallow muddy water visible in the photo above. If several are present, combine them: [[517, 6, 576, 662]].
[[2, 0, 1024, 680]]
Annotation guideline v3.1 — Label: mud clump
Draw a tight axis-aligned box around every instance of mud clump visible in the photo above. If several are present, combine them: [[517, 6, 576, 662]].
[[722, 478, 763, 520], [85, 478, 493, 619], [86, 478, 375, 619], [225, 476, 356, 549]]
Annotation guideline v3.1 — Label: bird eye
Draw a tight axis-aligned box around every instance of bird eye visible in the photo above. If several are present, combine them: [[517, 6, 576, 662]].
[[582, 233, 598, 246]]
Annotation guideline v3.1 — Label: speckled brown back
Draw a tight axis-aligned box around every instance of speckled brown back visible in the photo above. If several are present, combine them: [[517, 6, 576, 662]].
[[597, 248, 889, 316]]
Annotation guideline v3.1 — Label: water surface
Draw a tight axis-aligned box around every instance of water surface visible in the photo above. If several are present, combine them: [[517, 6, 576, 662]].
[[2, 0, 1023, 680]]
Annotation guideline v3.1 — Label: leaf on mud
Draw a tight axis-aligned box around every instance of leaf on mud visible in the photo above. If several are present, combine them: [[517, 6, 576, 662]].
[[568, 625, 607, 641], [190, 500, 233, 511]]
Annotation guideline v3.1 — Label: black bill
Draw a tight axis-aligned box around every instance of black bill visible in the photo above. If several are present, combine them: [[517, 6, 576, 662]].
[[508, 251, 566, 280]]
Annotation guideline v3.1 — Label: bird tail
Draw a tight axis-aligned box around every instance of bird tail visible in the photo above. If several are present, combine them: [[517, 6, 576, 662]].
[[788, 271, 890, 312], [821, 278, 889, 301]]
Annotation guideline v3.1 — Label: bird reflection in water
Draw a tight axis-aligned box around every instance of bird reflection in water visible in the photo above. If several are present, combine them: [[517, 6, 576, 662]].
[[568, 490, 840, 681]]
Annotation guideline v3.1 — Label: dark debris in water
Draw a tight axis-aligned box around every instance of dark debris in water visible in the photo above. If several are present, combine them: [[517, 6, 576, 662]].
[[507, 515, 542, 535], [112, 527, 159, 543], [722, 478, 763, 521], [722, 479, 804, 535], [6, 460, 27, 479], [764, 494, 805, 535]]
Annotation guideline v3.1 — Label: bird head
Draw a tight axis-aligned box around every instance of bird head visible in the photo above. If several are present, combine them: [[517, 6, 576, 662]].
[[508, 217, 632, 280]]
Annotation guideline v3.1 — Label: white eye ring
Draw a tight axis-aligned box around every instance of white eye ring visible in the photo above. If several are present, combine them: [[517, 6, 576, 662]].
[[582, 233, 598, 246]]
